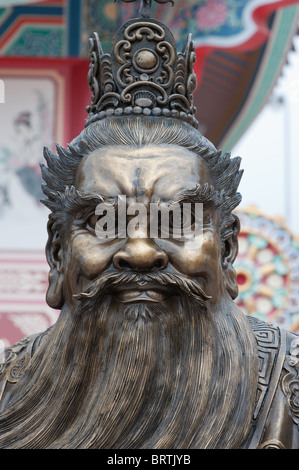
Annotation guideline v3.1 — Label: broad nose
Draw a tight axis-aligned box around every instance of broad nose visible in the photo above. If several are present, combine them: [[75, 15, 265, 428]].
[[113, 239, 168, 271]]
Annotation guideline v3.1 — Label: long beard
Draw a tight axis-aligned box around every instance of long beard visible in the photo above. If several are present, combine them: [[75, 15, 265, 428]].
[[0, 271, 258, 449]]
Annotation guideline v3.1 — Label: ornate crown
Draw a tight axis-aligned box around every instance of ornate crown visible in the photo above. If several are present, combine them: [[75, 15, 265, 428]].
[[85, 0, 199, 129]]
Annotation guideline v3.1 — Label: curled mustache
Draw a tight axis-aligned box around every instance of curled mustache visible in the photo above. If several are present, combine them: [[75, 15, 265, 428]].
[[73, 270, 211, 307]]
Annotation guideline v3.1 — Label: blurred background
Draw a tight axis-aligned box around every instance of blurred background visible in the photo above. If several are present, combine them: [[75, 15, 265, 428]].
[[0, 0, 299, 347]]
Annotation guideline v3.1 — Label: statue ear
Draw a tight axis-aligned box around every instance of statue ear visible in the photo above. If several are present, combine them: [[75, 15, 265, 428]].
[[45, 220, 64, 309], [222, 214, 240, 300]]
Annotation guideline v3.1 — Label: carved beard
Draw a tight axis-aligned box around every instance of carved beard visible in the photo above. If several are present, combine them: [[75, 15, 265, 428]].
[[0, 271, 258, 449]]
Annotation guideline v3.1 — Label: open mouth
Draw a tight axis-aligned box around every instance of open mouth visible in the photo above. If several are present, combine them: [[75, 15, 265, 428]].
[[112, 282, 175, 303]]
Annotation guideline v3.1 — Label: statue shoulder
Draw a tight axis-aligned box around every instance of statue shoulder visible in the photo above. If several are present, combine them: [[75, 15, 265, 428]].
[[246, 315, 299, 448], [0, 329, 50, 405]]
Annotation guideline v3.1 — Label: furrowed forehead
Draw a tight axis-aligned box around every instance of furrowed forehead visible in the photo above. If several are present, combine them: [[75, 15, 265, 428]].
[[74, 144, 215, 201]]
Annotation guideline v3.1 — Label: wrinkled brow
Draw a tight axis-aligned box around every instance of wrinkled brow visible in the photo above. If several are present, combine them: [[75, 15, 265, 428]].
[[47, 184, 226, 240], [64, 185, 225, 214]]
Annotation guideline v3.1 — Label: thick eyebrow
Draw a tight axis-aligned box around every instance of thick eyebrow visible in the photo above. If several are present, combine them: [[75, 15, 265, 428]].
[[172, 183, 224, 208], [63, 188, 118, 216]]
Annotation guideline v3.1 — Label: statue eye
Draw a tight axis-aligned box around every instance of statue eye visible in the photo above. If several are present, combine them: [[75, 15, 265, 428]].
[[83, 205, 117, 240], [202, 212, 212, 226], [157, 203, 198, 239], [85, 213, 98, 232], [170, 205, 197, 232]]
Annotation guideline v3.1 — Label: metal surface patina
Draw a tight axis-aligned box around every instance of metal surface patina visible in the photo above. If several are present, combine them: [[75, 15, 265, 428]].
[[0, 0, 298, 449]]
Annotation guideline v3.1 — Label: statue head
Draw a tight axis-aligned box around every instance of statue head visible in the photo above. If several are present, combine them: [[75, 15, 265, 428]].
[[41, 5, 243, 311]]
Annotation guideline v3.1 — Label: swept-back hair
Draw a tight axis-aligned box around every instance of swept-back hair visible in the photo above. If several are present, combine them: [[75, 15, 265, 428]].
[[41, 116, 243, 247]]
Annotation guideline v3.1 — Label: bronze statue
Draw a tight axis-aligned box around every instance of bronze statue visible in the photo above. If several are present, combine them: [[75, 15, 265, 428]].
[[0, 0, 298, 449]]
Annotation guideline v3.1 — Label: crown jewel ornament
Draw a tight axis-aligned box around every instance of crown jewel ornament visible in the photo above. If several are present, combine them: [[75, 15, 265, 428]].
[[85, 0, 199, 129]]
